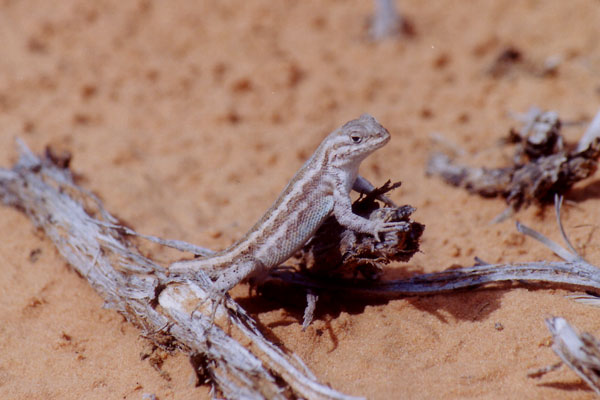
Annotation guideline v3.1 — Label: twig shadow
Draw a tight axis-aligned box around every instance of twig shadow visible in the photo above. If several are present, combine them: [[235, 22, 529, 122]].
[[236, 266, 518, 328], [236, 280, 391, 328], [568, 178, 600, 202], [404, 287, 506, 323], [536, 380, 591, 393]]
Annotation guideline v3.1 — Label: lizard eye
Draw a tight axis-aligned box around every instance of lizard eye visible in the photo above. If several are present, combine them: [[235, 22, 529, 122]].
[[351, 135, 362, 143]]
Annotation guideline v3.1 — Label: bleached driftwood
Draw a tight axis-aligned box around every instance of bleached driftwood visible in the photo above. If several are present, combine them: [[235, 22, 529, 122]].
[[529, 317, 600, 396], [0, 141, 360, 400]]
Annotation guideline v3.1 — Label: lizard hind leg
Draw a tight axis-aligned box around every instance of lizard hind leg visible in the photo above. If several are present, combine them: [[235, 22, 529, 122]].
[[200, 258, 263, 323]]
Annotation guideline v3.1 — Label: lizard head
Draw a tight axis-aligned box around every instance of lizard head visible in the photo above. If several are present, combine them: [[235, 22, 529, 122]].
[[325, 113, 391, 168]]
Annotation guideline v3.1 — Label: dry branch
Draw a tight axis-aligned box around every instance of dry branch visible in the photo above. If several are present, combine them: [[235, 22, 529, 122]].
[[0, 141, 360, 400]]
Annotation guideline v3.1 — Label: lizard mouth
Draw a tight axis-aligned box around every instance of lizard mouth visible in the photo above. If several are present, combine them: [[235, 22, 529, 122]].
[[370, 132, 390, 151]]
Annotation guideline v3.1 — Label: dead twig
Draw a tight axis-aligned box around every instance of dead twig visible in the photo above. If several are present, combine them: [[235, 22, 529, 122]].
[[529, 317, 600, 396]]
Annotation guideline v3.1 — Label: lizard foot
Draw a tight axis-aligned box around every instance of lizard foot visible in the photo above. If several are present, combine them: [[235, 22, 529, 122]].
[[190, 285, 228, 324], [371, 220, 409, 241]]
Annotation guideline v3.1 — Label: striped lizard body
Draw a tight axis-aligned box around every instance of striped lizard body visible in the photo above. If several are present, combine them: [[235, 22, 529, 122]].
[[170, 114, 402, 296]]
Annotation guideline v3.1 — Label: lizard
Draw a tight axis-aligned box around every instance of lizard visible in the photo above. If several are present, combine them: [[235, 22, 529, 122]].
[[169, 114, 403, 312]]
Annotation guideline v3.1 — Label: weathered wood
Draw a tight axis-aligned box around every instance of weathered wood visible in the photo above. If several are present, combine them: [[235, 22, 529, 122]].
[[0, 140, 360, 400]]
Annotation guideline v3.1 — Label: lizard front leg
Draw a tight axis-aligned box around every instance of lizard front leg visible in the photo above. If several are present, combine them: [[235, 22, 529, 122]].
[[332, 187, 405, 240], [352, 175, 397, 207]]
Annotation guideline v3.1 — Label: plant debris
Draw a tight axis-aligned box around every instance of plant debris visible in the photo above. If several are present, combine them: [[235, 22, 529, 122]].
[[487, 46, 561, 78], [427, 107, 600, 221], [295, 181, 424, 280], [529, 317, 600, 396]]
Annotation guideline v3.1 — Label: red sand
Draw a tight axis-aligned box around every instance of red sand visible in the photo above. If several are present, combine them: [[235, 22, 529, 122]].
[[2, 1, 600, 398]]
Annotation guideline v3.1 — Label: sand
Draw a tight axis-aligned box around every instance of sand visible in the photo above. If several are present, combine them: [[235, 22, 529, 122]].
[[1, 1, 600, 398]]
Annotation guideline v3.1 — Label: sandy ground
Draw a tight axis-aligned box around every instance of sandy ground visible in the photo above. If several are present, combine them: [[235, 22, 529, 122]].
[[2, 1, 600, 398]]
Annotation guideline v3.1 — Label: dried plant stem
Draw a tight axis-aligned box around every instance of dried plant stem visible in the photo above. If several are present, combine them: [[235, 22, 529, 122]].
[[0, 141, 360, 400], [271, 260, 600, 296], [531, 317, 600, 395], [273, 195, 600, 301]]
